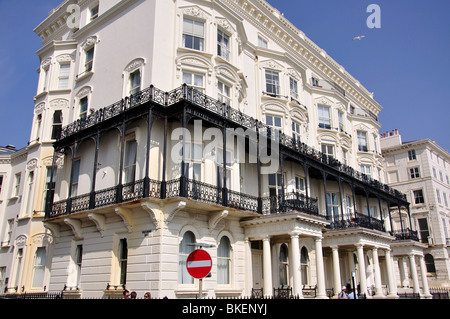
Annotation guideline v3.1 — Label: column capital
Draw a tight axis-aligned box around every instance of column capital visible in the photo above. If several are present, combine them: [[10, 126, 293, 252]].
[[330, 245, 339, 251]]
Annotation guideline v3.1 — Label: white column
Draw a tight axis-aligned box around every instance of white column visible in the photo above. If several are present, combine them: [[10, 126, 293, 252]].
[[315, 237, 327, 299], [331, 246, 342, 298], [263, 236, 273, 297], [245, 238, 253, 297], [385, 248, 398, 298], [408, 254, 420, 294], [372, 247, 384, 298], [290, 234, 303, 297], [356, 244, 368, 297], [418, 255, 431, 298], [398, 257, 409, 288]]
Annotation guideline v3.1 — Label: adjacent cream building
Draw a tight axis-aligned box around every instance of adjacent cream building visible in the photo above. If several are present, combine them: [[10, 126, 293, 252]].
[[381, 129, 450, 287], [1, 0, 447, 299]]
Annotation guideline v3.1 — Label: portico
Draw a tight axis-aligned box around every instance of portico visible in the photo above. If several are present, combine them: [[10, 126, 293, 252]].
[[241, 211, 329, 298], [323, 227, 398, 298]]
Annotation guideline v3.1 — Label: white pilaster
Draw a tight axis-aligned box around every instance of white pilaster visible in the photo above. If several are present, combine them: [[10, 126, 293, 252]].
[[245, 238, 253, 297], [408, 254, 420, 294], [290, 234, 303, 297], [356, 244, 368, 297], [315, 237, 327, 299], [418, 255, 431, 299], [372, 247, 384, 298], [263, 236, 272, 297], [385, 249, 398, 298], [398, 257, 409, 288], [331, 246, 341, 298]]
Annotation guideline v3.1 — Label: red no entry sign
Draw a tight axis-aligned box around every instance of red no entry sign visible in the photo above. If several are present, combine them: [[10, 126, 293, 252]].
[[186, 249, 212, 279]]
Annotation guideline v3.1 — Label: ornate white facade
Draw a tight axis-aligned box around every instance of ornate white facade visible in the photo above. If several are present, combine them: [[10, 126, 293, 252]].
[[1, 0, 444, 299]]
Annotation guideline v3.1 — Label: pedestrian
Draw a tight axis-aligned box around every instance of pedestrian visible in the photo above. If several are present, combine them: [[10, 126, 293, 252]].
[[348, 288, 359, 299], [123, 289, 130, 299], [338, 286, 348, 299], [130, 291, 137, 299], [144, 292, 152, 299]]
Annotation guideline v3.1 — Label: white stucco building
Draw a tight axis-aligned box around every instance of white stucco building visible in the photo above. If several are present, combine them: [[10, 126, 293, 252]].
[[381, 129, 450, 287], [17, 0, 442, 299]]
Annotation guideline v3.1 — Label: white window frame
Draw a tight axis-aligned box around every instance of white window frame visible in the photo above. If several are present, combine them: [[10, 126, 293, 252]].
[[57, 63, 70, 89], [265, 70, 280, 96], [123, 137, 137, 184], [14, 173, 21, 197], [71, 159, 81, 197], [217, 81, 231, 106], [217, 236, 232, 285], [31, 247, 47, 289], [321, 144, 334, 158], [318, 105, 331, 129], [289, 77, 298, 100], [360, 164, 371, 178], [129, 69, 141, 96], [182, 17, 205, 51], [182, 71, 205, 92], [258, 35, 268, 48], [357, 131, 368, 152], [409, 167, 420, 179], [292, 121, 301, 145], [84, 46, 94, 73], [90, 3, 99, 20], [217, 28, 230, 61], [408, 149, 417, 161]]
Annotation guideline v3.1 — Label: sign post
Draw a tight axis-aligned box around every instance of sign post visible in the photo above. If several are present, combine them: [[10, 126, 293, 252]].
[[186, 248, 212, 299]]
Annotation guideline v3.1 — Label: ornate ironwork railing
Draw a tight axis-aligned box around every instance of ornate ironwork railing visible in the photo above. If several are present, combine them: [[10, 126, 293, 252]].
[[326, 212, 385, 232], [51, 84, 408, 224], [391, 229, 419, 241], [186, 178, 222, 204], [261, 192, 319, 216], [227, 189, 259, 213]]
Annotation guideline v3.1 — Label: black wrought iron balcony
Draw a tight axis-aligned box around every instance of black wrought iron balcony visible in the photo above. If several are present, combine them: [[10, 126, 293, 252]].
[[53, 84, 407, 213], [326, 212, 386, 233], [261, 192, 319, 216], [47, 177, 323, 220], [390, 229, 419, 242]]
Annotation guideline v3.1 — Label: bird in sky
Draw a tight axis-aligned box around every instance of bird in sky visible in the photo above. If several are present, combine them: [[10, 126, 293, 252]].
[[352, 35, 366, 40]]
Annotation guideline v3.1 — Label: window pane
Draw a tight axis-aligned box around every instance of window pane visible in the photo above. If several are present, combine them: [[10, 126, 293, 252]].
[[32, 247, 46, 288]]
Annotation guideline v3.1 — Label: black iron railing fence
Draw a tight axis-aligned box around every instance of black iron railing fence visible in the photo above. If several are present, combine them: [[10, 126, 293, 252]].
[[49, 177, 319, 219]]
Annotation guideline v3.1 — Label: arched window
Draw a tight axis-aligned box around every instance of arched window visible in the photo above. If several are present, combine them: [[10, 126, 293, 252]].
[[425, 254, 436, 273], [179, 231, 195, 284], [217, 236, 231, 285], [279, 244, 289, 286], [301, 247, 309, 284]]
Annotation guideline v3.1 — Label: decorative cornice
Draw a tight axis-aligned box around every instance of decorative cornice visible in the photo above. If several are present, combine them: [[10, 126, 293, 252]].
[[220, 0, 382, 116]]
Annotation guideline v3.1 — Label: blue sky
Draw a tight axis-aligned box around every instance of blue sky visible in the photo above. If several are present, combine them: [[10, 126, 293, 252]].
[[0, 0, 449, 151]]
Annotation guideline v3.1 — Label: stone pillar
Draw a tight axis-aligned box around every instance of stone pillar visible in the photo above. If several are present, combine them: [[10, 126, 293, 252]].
[[356, 244, 368, 297], [385, 249, 398, 298], [418, 255, 431, 298], [408, 254, 420, 294], [331, 246, 342, 298], [290, 234, 303, 297], [398, 257, 409, 288], [315, 237, 327, 298], [372, 247, 384, 298], [263, 237, 273, 297], [245, 238, 253, 297]]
